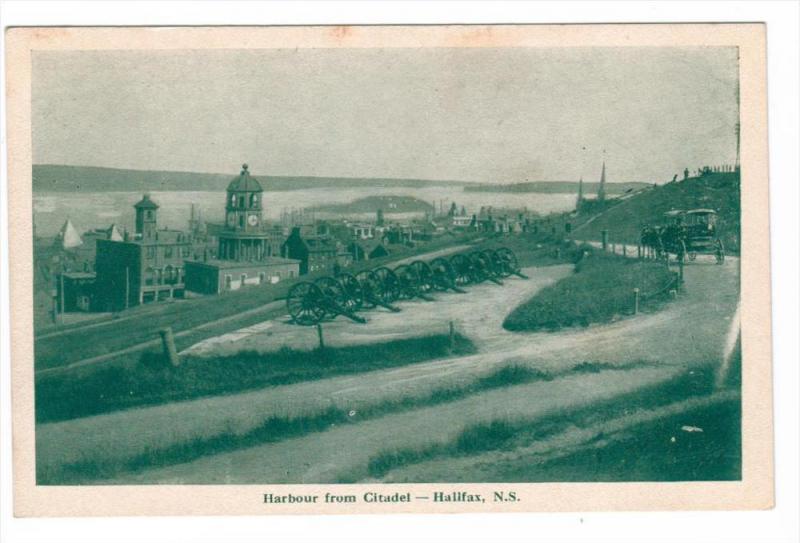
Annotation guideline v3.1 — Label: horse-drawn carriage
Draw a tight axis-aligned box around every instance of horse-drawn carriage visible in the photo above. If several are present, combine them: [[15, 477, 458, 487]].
[[641, 209, 725, 264], [285, 246, 528, 326]]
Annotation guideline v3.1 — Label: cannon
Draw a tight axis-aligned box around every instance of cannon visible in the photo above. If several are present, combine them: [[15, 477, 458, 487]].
[[410, 260, 436, 295], [429, 257, 466, 293], [285, 277, 367, 326], [491, 247, 529, 279], [469, 251, 503, 285], [449, 253, 474, 287], [354, 269, 401, 312], [373, 266, 402, 304], [394, 264, 435, 301]]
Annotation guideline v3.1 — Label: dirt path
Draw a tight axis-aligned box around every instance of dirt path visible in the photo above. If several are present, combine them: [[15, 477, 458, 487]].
[[112, 365, 679, 484]]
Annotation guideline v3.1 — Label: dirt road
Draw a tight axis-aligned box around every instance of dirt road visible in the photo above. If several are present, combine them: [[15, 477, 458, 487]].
[[37, 257, 740, 483]]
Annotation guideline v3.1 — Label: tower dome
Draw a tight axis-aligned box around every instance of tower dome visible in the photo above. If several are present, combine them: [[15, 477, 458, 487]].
[[227, 163, 263, 193]]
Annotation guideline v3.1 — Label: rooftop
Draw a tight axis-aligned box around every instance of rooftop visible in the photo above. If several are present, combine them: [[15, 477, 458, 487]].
[[186, 257, 300, 270], [227, 163, 264, 193]]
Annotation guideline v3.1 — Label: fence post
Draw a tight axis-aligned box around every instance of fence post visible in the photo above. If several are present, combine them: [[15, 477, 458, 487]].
[[601, 230, 608, 251], [633, 288, 640, 315], [611, 243, 616, 254], [637, 244, 642, 259], [449, 320, 456, 351], [622, 245, 627, 257], [316, 323, 325, 350], [678, 257, 684, 286], [159, 327, 180, 366]]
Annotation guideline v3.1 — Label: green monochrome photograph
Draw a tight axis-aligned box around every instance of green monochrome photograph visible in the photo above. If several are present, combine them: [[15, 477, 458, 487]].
[[5, 23, 774, 515]]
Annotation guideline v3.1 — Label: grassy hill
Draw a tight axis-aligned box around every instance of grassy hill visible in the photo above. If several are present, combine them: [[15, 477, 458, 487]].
[[32, 164, 469, 193], [464, 181, 650, 194], [570, 172, 740, 254]]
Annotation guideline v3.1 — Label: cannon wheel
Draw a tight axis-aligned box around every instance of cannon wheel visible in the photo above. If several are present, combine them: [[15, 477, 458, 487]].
[[411, 260, 435, 293], [482, 249, 505, 278], [355, 270, 380, 309], [715, 239, 725, 265], [449, 254, 473, 286], [374, 266, 401, 304], [430, 257, 456, 291], [469, 251, 491, 283], [393, 264, 419, 300], [286, 281, 326, 326], [314, 276, 346, 318], [336, 273, 364, 312], [495, 247, 519, 277]]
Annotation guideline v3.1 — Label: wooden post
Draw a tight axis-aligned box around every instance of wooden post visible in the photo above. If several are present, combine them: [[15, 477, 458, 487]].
[[611, 243, 616, 254], [678, 258, 684, 286], [633, 288, 640, 315], [59, 271, 65, 324], [159, 327, 180, 366], [622, 245, 627, 257], [637, 244, 642, 259], [125, 267, 130, 310], [316, 323, 325, 350], [601, 230, 608, 251], [449, 321, 456, 351]]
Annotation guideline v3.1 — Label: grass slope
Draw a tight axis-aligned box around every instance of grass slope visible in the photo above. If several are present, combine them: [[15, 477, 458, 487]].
[[571, 172, 740, 253], [35, 333, 476, 423], [503, 248, 677, 331]]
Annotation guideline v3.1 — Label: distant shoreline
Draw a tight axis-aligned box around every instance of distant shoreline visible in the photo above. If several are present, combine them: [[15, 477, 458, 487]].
[[33, 164, 646, 195]]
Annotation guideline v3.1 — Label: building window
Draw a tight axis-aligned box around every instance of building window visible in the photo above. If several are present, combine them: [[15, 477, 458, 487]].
[[224, 274, 232, 290], [238, 196, 245, 208], [181, 246, 190, 257], [240, 273, 247, 284], [164, 246, 173, 258], [258, 272, 266, 284], [239, 215, 245, 228], [147, 246, 156, 259], [289, 270, 295, 278], [145, 267, 155, 286]]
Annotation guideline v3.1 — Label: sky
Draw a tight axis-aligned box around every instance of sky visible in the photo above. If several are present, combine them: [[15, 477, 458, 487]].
[[32, 47, 739, 184]]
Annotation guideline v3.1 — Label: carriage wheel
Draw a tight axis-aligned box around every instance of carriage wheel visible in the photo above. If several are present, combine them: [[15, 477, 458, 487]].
[[430, 257, 456, 291], [410, 260, 435, 293], [286, 281, 326, 326], [715, 240, 725, 264], [314, 276, 346, 318], [449, 254, 473, 286], [355, 270, 380, 309], [336, 273, 364, 312], [374, 266, 401, 303], [469, 252, 491, 283], [494, 248, 519, 277], [393, 264, 419, 300]]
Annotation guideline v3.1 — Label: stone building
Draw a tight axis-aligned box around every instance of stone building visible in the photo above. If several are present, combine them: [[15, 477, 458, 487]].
[[184, 257, 299, 295], [95, 194, 192, 310]]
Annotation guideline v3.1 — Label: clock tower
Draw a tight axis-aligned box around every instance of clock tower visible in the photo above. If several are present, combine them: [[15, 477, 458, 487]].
[[225, 163, 263, 233], [218, 164, 281, 262]]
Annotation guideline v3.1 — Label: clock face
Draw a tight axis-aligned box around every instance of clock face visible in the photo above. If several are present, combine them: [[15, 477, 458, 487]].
[[247, 214, 259, 227]]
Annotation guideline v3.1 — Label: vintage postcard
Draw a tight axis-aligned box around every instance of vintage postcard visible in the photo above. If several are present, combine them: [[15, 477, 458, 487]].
[[6, 24, 772, 516]]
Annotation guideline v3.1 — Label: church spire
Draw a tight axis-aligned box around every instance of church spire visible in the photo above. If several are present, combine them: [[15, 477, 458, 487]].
[[597, 161, 607, 202]]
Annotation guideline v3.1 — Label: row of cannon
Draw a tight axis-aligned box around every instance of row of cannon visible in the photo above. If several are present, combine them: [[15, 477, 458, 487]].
[[286, 247, 528, 326]]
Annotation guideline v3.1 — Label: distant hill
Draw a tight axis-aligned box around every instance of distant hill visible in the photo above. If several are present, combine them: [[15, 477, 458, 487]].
[[464, 181, 651, 194], [571, 172, 741, 253], [32, 165, 470, 193], [311, 195, 432, 214]]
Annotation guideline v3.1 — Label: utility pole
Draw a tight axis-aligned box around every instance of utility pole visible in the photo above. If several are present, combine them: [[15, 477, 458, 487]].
[[59, 267, 65, 324]]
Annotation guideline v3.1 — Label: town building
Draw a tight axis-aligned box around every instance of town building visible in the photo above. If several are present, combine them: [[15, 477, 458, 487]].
[[95, 194, 193, 310], [217, 164, 283, 260], [282, 226, 340, 275], [184, 257, 299, 295], [56, 271, 97, 312]]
